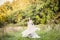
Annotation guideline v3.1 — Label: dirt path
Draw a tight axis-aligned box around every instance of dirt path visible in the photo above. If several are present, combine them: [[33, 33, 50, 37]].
[[1, 24, 60, 34], [3, 25, 27, 33]]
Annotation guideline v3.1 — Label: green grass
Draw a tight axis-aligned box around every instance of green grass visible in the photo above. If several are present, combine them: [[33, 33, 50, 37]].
[[1, 29, 60, 40]]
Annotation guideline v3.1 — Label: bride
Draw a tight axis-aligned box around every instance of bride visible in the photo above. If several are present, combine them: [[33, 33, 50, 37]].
[[22, 18, 40, 38]]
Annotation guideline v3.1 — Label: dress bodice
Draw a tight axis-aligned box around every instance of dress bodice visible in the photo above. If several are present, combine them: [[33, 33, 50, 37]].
[[27, 20, 33, 28]]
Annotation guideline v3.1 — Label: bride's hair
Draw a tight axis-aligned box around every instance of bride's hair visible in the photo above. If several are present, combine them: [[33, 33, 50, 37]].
[[28, 17, 32, 20], [28, 17, 32, 21]]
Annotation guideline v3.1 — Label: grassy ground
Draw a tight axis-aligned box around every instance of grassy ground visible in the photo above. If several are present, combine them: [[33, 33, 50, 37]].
[[0, 24, 60, 40], [1, 29, 60, 40]]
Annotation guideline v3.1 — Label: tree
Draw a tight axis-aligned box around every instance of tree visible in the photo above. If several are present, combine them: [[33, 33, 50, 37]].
[[22, 0, 59, 24]]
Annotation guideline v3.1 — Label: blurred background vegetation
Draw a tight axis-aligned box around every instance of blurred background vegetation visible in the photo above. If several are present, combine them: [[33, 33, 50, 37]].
[[0, 0, 60, 27]]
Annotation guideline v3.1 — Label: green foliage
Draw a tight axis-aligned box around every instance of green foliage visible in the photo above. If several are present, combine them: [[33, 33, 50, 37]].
[[0, 0, 59, 26], [7, 10, 23, 23], [20, 0, 59, 24], [0, 14, 7, 27]]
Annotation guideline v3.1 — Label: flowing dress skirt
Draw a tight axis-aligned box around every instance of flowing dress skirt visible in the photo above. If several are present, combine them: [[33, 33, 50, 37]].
[[22, 24, 40, 38]]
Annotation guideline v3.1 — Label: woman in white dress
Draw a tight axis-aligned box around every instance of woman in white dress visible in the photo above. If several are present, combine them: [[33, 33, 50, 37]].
[[22, 18, 40, 38]]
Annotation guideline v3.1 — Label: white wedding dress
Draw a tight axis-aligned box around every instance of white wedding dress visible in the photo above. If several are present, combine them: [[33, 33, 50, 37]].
[[22, 19, 40, 38]]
